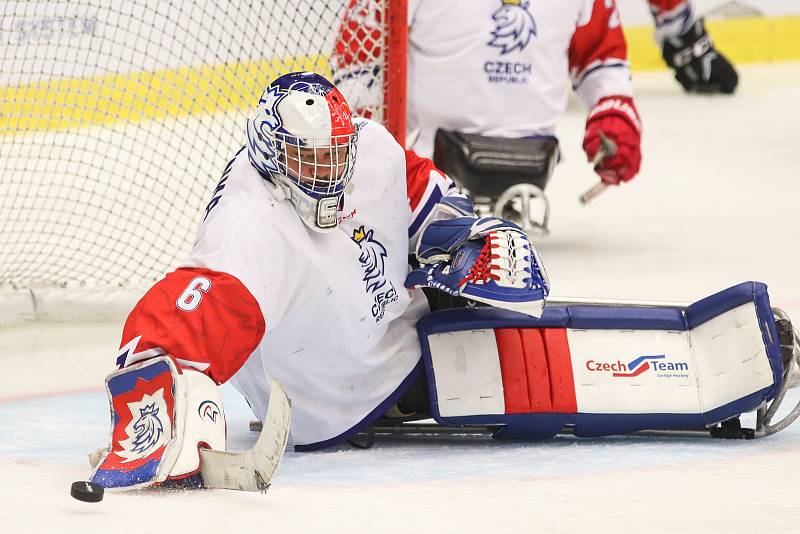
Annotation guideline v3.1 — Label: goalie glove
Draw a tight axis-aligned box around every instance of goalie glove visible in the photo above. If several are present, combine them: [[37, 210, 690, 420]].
[[89, 357, 226, 490], [406, 216, 549, 317], [662, 18, 738, 94]]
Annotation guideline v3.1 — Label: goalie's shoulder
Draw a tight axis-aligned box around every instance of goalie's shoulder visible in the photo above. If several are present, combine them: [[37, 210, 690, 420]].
[[353, 117, 404, 155], [192, 148, 289, 259], [204, 147, 286, 218]]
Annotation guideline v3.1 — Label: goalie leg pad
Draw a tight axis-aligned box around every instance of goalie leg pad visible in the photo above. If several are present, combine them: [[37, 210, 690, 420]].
[[418, 282, 783, 439], [90, 357, 226, 490]]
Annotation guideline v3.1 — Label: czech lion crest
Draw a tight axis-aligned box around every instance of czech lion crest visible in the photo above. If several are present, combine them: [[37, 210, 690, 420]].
[[117, 388, 170, 462], [488, 0, 537, 55], [352, 225, 388, 293]]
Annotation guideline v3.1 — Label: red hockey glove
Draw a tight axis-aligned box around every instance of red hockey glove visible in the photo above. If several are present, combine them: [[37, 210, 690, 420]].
[[582, 96, 642, 185]]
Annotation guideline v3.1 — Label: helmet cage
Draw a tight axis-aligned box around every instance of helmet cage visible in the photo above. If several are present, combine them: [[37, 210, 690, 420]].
[[245, 72, 359, 232], [270, 130, 359, 200]]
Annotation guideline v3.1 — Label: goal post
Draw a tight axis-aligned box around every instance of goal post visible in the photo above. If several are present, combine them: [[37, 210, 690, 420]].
[[0, 1, 407, 325]]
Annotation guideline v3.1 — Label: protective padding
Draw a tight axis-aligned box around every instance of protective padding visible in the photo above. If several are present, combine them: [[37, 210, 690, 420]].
[[494, 328, 577, 414], [90, 357, 227, 489], [418, 282, 783, 439], [169, 369, 226, 479], [91, 357, 184, 489]]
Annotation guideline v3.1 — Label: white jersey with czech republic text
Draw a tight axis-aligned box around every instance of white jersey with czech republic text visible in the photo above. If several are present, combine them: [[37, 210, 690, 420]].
[[115, 119, 456, 450], [406, 0, 633, 157]]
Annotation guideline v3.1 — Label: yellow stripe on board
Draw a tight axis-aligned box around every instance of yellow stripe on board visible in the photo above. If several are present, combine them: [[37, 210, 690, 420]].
[[0, 55, 330, 134], [1, 15, 799, 134], [626, 15, 800, 71]]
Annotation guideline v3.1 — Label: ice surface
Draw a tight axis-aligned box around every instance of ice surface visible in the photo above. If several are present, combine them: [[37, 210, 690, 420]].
[[1, 62, 800, 533]]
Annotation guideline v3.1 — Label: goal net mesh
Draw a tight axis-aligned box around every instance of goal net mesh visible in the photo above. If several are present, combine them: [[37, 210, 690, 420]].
[[0, 0, 400, 299]]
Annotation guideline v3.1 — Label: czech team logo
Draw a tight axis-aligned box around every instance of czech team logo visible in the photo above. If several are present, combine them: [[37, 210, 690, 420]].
[[487, 0, 537, 55], [585, 354, 690, 379], [352, 225, 398, 321]]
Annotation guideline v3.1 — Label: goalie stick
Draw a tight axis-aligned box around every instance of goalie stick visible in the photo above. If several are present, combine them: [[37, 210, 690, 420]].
[[85, 379, 291, 494], [198, 380, 291, 491]]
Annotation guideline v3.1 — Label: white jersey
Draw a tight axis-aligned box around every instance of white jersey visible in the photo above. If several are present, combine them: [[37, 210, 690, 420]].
[[406, 0, 633, 157], [116, 119, 457, 450]]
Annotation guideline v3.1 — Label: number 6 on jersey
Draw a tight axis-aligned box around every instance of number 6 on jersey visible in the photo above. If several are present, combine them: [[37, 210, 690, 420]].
[[176, 276, 211, 312]]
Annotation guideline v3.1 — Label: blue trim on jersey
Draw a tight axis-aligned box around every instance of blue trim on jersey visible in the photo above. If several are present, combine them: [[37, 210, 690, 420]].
[[408, 186, 444, 238], [294, 359, 424, 452], [572, 62, 629, 91]]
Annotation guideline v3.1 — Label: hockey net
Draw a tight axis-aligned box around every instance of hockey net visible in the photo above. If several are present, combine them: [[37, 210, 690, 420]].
[[0, 0, 406, 323]]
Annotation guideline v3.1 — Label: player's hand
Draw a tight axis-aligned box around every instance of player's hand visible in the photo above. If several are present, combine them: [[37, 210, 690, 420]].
[[415, 216, 518, 264], [409, 216, 550, 318], [662, 19, 739, 95], [582, 96, 642, 185], [406, 225, 549, 318]]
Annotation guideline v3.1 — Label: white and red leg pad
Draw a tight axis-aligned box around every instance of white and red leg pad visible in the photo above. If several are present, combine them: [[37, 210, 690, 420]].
[[418, 282, 784, 439], [90, 356, 226, 489]]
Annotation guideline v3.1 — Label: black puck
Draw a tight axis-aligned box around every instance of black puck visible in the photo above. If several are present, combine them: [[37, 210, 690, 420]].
[[70, 481, 104, 503]]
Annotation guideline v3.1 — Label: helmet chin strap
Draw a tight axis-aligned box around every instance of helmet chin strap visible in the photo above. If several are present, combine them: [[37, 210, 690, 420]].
[[278, 177, 340, 233]]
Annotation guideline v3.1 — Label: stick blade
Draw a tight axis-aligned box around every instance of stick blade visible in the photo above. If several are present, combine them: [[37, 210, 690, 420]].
[[199, 380, 291, 491]]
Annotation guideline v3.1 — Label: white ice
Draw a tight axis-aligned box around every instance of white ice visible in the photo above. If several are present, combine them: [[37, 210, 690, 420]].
[[1, 62, 800, 533]]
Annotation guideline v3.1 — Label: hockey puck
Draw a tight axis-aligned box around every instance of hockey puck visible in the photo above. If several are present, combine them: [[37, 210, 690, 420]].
[[70, 481, 104, 503]]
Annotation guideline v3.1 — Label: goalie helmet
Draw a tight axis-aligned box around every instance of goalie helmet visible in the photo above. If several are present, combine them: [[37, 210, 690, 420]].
[[247, 72, 359, 232]]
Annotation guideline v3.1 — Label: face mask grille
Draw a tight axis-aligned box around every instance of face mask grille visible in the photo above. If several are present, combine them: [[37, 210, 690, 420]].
[[270, 131, 358, 198]]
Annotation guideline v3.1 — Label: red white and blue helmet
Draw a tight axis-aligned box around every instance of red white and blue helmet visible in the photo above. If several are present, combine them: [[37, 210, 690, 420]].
[[247, 71, 358, 232]]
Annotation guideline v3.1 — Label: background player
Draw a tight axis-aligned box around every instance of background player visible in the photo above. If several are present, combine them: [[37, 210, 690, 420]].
[[648, 0, 739, 94], [335, 0, 643, 233], [333, 0, 735, 229]]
